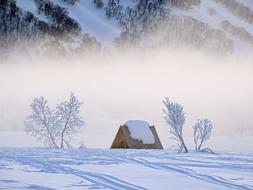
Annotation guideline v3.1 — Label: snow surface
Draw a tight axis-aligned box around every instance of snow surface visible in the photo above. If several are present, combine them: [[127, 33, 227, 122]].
[[14, 0, 253, 50], [239, 0, 253, 10], [125, 120, 155, 144], [170, 0, 253, 51], [15, 0, 122, 44], [54, 0, 121, 44], [15, 0, 49, 22], [171, 0, 253, 35], [118, 0, 136, 8], [0, 148, 252, 190]]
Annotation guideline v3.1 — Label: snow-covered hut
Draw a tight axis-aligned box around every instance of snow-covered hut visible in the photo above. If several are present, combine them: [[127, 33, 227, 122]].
[[111, 120, 163, 149]]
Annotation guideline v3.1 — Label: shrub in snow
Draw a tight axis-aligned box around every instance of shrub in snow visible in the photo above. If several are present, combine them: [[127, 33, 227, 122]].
[[34, 0, 81, 34], [79, 142, 86, 149], [193, 119, 213, 151], [25, 93, 84, 148], [94, 0, 104, 8], [213, 0, 253, 24], [162, 97, 188, 153], [167, 0, 201, 9], [62, 0, 79, 5]]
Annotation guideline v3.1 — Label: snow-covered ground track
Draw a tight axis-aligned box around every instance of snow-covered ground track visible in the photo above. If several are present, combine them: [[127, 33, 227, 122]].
[[0, 148, 252, 190]]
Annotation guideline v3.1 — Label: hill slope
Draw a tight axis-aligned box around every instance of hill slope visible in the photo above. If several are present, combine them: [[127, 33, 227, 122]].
[[1, 0, 253, 54]]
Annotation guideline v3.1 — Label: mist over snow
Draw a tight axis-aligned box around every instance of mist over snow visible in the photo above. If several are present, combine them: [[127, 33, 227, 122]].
[[0, 48, 252, 151], [1, 0, 253, 150], [2, 1, 253, 190]]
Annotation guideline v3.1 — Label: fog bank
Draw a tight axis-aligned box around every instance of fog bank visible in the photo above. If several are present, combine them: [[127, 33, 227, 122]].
[[0, 48, 253, 149]]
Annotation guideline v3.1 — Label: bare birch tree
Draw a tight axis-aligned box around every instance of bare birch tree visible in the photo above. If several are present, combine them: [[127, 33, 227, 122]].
[[55, 93, 85, 148], [162, 97, 188, 153], [25, 97, 59, 148], [25, 93, 84, 148], [193, 119, 213, 151]]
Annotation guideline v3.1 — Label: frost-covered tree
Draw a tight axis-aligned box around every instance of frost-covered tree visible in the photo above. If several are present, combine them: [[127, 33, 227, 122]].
[[55, 93, 85, 148], [25, 93, 84, 148], [62, 0, 79, 5], [24, 97, 59, 148], [162, 97, 188, 153], [193, 119, 213, 151]]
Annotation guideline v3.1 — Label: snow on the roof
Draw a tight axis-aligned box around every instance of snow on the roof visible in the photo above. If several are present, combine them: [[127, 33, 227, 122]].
[[124, 120, 155, 144]]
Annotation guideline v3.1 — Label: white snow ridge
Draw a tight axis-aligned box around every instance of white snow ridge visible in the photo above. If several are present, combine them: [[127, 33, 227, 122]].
[[125, 120, 155, 144]]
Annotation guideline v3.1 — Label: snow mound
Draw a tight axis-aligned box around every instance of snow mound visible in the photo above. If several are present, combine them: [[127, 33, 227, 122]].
[[124, 120, 155, 144]]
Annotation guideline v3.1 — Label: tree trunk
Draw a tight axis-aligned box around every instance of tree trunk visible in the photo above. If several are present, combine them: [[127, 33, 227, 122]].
[[47, 127, 58, 148], [60, 133, 64, 148], [60, 126, 66, 148], [182, 140, 188, 153], [60, 121, 69, 148], [194, 139, 198, 151], [197, 140, 203, 151], [60, 112, 71, 148], [179, 136, 188, 153], [51, 135, 58, 148]]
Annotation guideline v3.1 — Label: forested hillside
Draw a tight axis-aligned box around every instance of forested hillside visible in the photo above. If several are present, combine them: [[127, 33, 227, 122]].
[[1, 0, 253, 56]]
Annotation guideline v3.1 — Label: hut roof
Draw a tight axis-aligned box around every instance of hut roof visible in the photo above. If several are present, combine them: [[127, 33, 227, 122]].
[[124, 120, 155, 144], [111, 120, 163, 149]]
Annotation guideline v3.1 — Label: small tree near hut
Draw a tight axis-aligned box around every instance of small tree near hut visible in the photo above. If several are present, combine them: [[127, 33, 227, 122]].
[[193, 119, 213, 151], [162, 98, 188, 153]]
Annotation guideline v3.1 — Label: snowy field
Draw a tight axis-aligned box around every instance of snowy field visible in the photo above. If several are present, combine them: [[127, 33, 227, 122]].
[[0, 148, 253, 190]]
